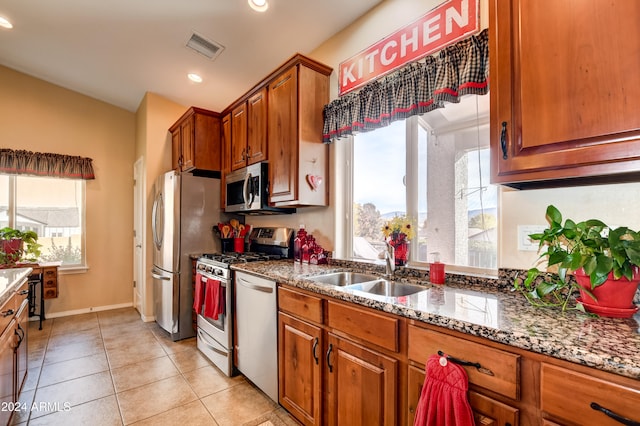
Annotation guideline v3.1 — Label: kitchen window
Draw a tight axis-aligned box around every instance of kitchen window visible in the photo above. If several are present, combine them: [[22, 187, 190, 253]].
[[0, 174, 86, 269], [342, 94, 497, 274]]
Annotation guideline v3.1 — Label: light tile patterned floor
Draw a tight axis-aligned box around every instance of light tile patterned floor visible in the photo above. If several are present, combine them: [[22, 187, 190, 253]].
[[12, 308, 299, 425]]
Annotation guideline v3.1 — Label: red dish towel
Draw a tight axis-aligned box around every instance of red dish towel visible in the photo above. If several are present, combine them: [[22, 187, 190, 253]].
[[204, 278, 225, 320], [193, 273, 205, 315], [413, 354, 475, 426]]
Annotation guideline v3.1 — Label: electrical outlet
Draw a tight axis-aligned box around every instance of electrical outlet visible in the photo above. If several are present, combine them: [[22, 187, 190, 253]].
[[517, 225, 546, 251]]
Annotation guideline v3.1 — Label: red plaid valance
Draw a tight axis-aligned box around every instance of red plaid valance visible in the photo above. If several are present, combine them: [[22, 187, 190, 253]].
[[0, 149, 95, 180], [323, 29, 489, 142]]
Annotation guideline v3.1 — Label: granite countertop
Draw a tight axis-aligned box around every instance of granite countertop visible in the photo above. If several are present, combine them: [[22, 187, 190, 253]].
[[0, 267, 33, 307], [232, 260, 640, 381]]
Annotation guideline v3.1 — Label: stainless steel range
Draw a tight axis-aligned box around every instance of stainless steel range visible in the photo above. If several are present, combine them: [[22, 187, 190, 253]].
[[195, 227, 293, 376]]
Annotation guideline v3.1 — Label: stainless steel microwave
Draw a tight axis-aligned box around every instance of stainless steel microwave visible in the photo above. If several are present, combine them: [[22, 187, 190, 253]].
[[224, 162, 295, 215]]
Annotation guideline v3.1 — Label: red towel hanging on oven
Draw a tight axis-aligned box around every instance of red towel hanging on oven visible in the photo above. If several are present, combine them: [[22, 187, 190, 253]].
[[413, 353, 475, 426], [204, 278, 225, 320], [193, 273, 205, 315]]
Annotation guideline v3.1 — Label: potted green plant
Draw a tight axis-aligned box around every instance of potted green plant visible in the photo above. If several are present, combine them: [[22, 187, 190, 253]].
[[514, 205, 640, 317], [0, 227, 42, 266]]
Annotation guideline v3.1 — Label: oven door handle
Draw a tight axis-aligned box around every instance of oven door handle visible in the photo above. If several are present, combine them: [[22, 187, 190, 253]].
[[199, 273, 228, 288], [197, 329, 228, 356], [237, 277, 273, 293]]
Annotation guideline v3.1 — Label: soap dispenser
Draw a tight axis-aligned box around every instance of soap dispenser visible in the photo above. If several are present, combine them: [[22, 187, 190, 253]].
[[429, 252, 445, 284]]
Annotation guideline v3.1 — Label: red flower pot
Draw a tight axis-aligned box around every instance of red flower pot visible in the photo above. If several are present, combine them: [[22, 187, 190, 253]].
[[1, 239, 23, 264], [574, 267, 640, 313]]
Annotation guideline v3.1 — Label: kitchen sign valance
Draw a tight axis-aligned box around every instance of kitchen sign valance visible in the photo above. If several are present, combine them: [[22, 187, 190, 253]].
[[0, 149, 95, 180], [322, 28, 488, 143]]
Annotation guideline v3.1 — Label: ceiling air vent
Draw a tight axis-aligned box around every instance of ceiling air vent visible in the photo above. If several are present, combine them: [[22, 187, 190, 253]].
[[186, 32, 225, 60]]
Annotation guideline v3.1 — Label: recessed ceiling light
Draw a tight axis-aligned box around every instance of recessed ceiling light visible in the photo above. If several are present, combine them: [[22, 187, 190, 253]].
[[188, 73, 203, 83], [0, 17, 13, 29], [248, 0, 268, 12]]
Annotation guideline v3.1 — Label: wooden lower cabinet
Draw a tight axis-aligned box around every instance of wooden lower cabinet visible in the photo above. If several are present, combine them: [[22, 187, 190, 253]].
[[278, 312, 322, 426], [540, 363, 640, 426], [278, 285, 401, 425], [407, 365, 519, 426], [277, 284, 640, 426], [0, 317, 16, 426], [325, 332, 398, 426]]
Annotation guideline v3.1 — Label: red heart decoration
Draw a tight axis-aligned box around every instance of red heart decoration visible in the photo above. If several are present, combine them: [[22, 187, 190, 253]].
[[306, 174, 323, 191]]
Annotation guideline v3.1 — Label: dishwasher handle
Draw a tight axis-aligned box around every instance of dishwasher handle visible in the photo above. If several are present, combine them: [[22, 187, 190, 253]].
[[237, 277, 273, 293]]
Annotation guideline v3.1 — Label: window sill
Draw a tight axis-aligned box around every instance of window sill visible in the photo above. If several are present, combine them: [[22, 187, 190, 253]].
[[334, 257, 498, 280], [59, 265, 89, 275]]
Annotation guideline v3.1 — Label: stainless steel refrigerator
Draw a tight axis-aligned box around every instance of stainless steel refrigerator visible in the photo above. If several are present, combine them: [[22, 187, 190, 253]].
[[151, 170, 224, 341]]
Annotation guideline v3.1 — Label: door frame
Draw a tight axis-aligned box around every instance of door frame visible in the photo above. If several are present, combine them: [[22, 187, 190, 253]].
[[133, 157, 146, 318]]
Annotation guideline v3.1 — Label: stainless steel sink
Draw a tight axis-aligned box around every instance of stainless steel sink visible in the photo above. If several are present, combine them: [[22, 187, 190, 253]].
[[305, 271, 380, 286], [345, 280, 426, 297]]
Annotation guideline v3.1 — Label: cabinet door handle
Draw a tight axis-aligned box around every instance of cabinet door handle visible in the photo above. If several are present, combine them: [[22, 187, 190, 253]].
[[2, 309, 14, 317], [437, 350, 494, 376], [590, 402, 640, 426], [18, 290, 29, 295], [326, 343, 333, 373], [500, 121, 508, 160], [312, 337, 319, 365]]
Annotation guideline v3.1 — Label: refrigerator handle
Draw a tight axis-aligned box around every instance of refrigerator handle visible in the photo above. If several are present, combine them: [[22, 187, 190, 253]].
[[151, 191, 163, 250], [151, 268, 171, 281]]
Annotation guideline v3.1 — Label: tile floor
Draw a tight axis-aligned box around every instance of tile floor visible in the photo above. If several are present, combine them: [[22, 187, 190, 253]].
[[12, 308, 299, 425]]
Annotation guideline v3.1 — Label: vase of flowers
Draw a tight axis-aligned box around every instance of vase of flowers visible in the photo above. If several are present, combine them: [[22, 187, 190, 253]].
[[382, 215, 415, 266]]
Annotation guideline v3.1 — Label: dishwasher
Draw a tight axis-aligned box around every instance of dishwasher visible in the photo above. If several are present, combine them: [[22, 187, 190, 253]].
[[235, 270, 278, 402]]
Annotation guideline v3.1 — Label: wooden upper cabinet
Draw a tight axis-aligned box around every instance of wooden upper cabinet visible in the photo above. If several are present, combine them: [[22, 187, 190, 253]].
[[268, 59, 331, 207], [490, 0, 640, 188], [170, 107, 222, 174], [231, 103, 248, 171], [221, 113, 231, 207], [229, 87, 268, 172], [268, 67, 298, 204], [247, 88, 268, 166]]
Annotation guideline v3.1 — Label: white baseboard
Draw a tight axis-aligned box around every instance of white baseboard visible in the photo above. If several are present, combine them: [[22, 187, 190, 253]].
[[140, 314, 155, 322], [42, 302, 134, 319]]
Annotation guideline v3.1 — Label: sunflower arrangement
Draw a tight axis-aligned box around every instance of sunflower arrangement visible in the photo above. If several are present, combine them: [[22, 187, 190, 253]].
[[381, 215, 415, 240]]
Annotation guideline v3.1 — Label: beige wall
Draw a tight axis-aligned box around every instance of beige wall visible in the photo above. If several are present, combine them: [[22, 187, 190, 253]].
[[0, 65, 136, 315], [135, 93, 186, 319], [269, 0, 640, 272]]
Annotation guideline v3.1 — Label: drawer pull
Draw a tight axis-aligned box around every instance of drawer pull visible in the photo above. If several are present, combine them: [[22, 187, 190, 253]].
[[2, 309, 14, 317], [18, 290, 29, 295], [437, 350, 494, 376], [590, 402, 640, 426]]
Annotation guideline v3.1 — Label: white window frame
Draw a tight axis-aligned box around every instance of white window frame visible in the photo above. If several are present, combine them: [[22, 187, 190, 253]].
[[2, 174, 88, 272], [336, 114, 499, 277]]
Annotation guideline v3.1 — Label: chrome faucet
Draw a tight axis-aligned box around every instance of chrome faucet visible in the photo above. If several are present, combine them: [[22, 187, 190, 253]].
[[384, 242, 395, 277]]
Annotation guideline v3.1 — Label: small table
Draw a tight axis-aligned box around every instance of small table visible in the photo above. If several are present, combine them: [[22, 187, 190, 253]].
[[4, 263, 59, 330]]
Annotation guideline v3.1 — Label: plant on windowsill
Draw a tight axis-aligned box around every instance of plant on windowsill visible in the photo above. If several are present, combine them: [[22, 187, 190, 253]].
[[0, 227, 42, 267], [513, 205, 640, 317]]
